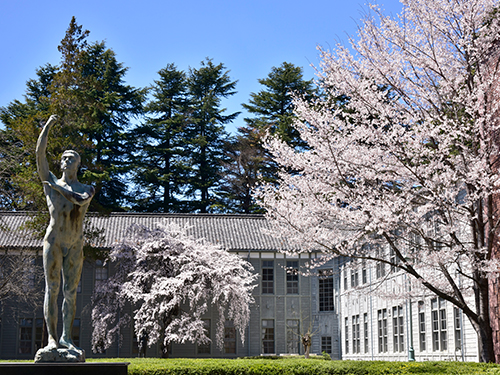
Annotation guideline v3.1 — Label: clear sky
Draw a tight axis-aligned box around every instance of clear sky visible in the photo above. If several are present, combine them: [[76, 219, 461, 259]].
[[0, 0, 403, 133]]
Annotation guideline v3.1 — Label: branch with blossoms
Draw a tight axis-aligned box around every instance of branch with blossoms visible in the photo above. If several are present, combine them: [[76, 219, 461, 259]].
[[257, 0, 500, 362]]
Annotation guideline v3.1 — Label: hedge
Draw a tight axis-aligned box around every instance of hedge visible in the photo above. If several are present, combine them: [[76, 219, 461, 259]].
[[85, 357, 500, 375]]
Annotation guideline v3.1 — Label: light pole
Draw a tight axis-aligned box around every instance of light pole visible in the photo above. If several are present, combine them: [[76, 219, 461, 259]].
[[406, 274, 415, 361], [408, 297, 415, 361]]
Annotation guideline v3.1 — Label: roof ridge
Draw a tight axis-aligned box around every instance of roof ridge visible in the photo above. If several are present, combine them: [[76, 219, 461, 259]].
[[0, 211, 266, 219]]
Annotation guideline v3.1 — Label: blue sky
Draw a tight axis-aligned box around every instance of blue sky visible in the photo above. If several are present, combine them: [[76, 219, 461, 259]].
[[0, 0, 403, 133]]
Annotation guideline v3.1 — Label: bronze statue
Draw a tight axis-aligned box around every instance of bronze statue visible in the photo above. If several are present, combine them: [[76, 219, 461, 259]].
[[36, 115, 94, 357]]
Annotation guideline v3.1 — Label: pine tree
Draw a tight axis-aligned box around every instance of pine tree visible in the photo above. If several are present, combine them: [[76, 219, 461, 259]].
[[218, 63, 317, 213], [50, 17, 145, 210], [242, 62, 316, 149], [129, 63, 191, 212], [184, 59, 239, 213]]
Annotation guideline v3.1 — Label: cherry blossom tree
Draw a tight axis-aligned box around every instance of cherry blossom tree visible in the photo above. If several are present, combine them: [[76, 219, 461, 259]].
[[258, 0, 500, 362], [91, 222, 256, 357]]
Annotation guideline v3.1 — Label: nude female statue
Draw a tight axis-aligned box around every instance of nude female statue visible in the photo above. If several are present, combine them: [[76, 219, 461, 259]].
[[36, 115, 95, 352]]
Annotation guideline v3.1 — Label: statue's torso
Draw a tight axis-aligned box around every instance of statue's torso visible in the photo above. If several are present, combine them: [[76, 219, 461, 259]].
[[44, 179, 91, 248]]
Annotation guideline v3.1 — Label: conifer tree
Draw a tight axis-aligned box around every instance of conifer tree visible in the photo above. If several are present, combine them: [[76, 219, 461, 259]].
[[218, 63, 317, 213], [242, 62, 316, 150], [184, 59, 239, 213], [129, 63, 191, 212], [51, 18, 145, 210]]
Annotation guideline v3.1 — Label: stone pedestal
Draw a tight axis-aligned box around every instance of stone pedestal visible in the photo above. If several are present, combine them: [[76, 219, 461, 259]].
[[0, 362, 129, 375], [34, 347, 85, 363]]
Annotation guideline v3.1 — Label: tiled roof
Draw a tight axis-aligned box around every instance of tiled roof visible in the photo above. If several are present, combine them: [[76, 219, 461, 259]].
[[0, 211, 293, 252]]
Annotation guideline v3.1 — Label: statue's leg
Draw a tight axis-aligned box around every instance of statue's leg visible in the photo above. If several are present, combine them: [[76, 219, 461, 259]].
[[43, 241, 62, 350], [59, 244, 83, 351]]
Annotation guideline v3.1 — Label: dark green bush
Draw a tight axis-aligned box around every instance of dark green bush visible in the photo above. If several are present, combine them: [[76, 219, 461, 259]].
[[85, 358, 500, 375]]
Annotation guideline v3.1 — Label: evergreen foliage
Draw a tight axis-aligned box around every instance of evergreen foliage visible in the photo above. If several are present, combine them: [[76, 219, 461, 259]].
[[242, 62, 316, 149], [219, 62, 317, 213], [129, 63, 190, 212], [184, 59, 239, 213]]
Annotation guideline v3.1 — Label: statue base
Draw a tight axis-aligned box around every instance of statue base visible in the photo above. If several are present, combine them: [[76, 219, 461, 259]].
[[0, 362, 129, 375], [34, 347, 85, 363]]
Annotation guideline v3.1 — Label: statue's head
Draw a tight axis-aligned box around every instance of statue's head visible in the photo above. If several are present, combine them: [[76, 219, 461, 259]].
[[60, 150, 81, 173]]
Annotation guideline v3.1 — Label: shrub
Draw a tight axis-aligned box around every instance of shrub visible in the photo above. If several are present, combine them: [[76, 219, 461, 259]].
[[85, 358, 500, 375]]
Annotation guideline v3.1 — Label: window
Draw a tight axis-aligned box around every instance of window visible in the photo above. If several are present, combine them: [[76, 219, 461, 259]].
[[321, 336, 332, 354], [345, 317, 349, 354], [73, 318, 81, 348], [286, 319, 300, 354], [352, 315, 360, 353], [393, 306, 404, 352], [454, 307, 462, 352], [390, 249, 400, 273], [224, 320, 236, 354], [418, 301, 426, 351], [262, 261, 274, 294], [362, 263, 367, 284], [77, 276, 82, 293], [26, 258, 36, 289], [319, 269, 334, 311], [377, 309, 388, 353], [431, 298, 447, 351], [286, 261, 299, 294], [376, 262, 386, 279], [262, 320, 274, 354], [95, 259, 108, 282], [364, 313, 369, 353], [34, 318, 45, 352], [439, 298, 448, 351], [198, 319, 211, 354], [344, 267, 348, 290], [431, 299, 439, 351], [351, 269, 359, 288], [19, 318, 33, 354]]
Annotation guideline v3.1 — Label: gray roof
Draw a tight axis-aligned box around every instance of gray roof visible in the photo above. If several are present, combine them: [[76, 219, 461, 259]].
[[0, 211, 292, 252]]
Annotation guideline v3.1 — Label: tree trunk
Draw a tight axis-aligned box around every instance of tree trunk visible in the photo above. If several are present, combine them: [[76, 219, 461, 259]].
[[302, 334, 311, 359], [470, 315, 495, 362], [489, 273, 500, 363], [489, 172, 500, 363], [304, 345, 310, 359], [161, 342, 170, 358], [485, 44, 500, 364], [470, 274, 495, 362]]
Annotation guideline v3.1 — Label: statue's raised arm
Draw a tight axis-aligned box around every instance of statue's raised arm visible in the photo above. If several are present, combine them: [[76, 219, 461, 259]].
[[35, 115, 94, 206], [36, 115, 58, 186]]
